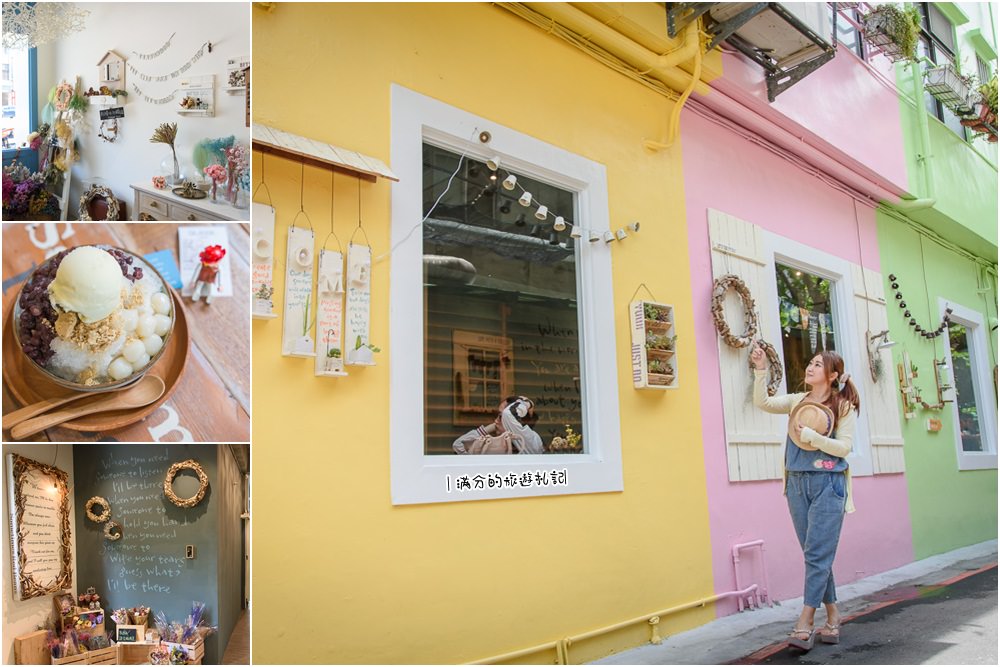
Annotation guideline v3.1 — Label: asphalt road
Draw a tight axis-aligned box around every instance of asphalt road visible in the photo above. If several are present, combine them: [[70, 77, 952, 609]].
[[736, 565, 998, 665]]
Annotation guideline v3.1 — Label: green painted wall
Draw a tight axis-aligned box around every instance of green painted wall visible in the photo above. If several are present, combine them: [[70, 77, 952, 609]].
[[877, 212, 998, 559]]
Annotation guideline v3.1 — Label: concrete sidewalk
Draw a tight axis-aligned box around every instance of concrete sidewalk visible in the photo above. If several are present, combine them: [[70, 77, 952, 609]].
[[592, 540, 998, 665]]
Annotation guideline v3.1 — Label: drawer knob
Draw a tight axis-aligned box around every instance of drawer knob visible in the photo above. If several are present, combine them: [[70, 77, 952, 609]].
[[187, 214, 197, 221], [150, 200, 159, 208]]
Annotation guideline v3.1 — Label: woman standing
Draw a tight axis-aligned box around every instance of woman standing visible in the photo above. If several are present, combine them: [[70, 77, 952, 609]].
[[751, 345, 860, 650]]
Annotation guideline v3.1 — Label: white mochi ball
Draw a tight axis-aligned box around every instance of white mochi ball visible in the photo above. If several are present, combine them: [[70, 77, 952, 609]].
[[121, 309, 139, 332], [122, 339, 146, 363], [136, 316, 156, 338], [109, 357, 133, 381], [153, 314, 171, 337], [151, 292, 171, 315], [130, 352, 151, 371], [143, 334, 163, 356]]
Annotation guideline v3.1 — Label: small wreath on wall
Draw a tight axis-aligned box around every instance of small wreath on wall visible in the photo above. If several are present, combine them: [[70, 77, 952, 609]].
[[103, 521, 123, 541], [85, 496, 112, 523], [711, 275, 759, 348], [54, 82, 74, 112], [79, 184, 120, 221], [747, 339, 784, 396], [163, 459, 209, 508]]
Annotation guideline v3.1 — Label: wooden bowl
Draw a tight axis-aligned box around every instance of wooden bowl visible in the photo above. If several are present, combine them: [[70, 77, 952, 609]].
[[2, 290, 190, 433]]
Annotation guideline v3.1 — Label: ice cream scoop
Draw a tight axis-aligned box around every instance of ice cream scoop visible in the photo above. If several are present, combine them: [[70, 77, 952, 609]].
[[48, 246, 124, 323]]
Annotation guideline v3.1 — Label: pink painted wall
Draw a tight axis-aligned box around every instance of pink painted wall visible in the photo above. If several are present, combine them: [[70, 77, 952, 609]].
[[680, 109, 915, 615], [716, 43, 911, 194]]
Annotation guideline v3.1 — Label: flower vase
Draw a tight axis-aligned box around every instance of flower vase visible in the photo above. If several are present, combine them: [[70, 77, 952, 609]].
[[210, 181, 220, 202], [172, 152, 180, 185], [226, 166, 238, 204]]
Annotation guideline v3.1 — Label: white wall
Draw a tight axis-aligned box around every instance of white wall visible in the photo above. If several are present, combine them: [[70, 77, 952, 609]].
[[36, 2, 250, 219], [2, 444, 76, 665]]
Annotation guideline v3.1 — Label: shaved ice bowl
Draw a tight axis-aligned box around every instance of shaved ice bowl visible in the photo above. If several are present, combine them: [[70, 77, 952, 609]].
[[13, 245, 176, 393]]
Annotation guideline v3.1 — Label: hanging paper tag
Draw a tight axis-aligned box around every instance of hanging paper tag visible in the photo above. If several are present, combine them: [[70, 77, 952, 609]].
[[282, 226, 316, 357], [251, 203, 277, 319], [344, 243, 374, 366], [315, 249, 348, 377]]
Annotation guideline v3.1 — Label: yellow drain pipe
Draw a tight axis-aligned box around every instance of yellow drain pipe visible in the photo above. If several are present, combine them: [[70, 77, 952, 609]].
[[643, 31, 704, 151], [472, 585, 758, 665], [518, 3, 710, 97]]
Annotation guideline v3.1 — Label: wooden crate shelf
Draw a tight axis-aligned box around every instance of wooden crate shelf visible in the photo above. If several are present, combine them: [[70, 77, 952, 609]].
[[630, 300, 678, 390]]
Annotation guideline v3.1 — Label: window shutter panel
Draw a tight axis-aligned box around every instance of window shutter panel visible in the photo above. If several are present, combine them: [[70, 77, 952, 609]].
[[708, 209, 784, 481], [852, 265, 906, 473]]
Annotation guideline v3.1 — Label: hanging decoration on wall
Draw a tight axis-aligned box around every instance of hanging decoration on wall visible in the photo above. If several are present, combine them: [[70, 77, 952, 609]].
[[282, 162, 316, 356], [2, 2, 89, 50], [78, 184, 120, 221], [98, 118, 120, 143], [887, 273, 953, 339], [316, 174, 348, 377], [85, 496, 111, 523], [126, 42, 211, 82], [132, 32, 176, 60], [711, 275, 759, 348], [103, 521, 123, 542], [6, 453, 73, 601], [252, 152, 277, 319], [746, 339, 784, 397], [132, 83, 178, 105], [345, 179, 376, 366], [163, 459, 209, 508]]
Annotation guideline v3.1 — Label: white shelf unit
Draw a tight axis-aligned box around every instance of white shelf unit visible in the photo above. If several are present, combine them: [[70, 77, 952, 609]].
[[177, 74, 215, 117], [226, 56, 250, 95], [88, 95, 125, 107], [630, 300, 678, 390]]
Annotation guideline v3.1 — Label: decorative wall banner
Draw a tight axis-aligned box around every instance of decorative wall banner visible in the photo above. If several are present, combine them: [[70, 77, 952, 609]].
[[315, 249, 348, 377], [283, 225, 316, 357], [126, 43, 208, 82], [131, 82, 177, 105], [6, 453, 73, 601], [344, 243, 373, 365], [133, 32, 176, 60], [251, 203, 278, 319]]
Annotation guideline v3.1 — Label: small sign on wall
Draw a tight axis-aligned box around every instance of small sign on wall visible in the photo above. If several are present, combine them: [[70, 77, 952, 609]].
[[99, 107, 125, 120], [926, 418, 942, 432]]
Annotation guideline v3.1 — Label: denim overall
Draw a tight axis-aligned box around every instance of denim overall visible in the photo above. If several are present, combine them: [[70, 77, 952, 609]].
[[785, 436, 848, 608]]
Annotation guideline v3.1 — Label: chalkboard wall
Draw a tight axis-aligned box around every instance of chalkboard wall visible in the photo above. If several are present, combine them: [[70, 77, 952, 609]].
[[74, 444, 226, 664]]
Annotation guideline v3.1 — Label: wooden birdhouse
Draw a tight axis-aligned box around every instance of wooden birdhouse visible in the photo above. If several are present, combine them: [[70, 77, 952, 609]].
[[97, 50, 126, 88]]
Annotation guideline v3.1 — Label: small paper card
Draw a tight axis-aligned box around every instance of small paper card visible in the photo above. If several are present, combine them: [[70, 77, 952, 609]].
[[178, 225, 233, 297], [143, 249, 182, 289]]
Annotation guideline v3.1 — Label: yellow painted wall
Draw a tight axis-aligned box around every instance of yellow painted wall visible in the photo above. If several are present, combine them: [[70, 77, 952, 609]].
[[252, 3, 714, 663]]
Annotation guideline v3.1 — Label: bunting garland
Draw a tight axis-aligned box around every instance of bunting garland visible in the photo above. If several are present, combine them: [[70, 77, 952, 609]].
[[131, 82, 178, 104], [132, 32, 176, 60], [126, 43, 208, 82]]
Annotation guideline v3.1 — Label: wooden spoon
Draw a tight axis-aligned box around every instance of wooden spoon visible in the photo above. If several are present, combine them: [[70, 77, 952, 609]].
[[10, 375, 166, 440], [3, 392, 93, 431]]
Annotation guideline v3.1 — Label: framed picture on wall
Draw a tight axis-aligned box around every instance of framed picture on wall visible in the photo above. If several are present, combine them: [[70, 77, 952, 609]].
[[115, 625, 144, 643], [6, 453, 73, 600]]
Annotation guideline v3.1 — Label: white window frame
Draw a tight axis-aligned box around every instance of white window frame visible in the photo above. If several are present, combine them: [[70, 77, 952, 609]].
[[389, 85, 622, 505], [939, 299, 998, 471], [761, 232, 874, 476]]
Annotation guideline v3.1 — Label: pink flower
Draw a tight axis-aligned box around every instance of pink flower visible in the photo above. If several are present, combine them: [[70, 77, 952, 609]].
[[823, 460, 835, 470], [152, 176, 166, 190], [203, 164, 227, 183]]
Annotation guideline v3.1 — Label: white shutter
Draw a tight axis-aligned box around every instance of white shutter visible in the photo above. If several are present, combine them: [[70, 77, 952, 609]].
[[708, 209, 784, 482], [852, 265, 906, 473]]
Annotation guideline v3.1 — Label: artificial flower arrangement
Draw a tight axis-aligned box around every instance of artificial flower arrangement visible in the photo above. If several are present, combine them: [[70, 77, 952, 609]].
[[203, 164, 227, 201], [153, 601, 216, 646], [47, 628, 87, 660], [131, 605, 152, 624], [223, 143, 250, 204], [152, 175, 167, 189], [110, 608, 131, 625], [78, 589, 102, 609], [2, 160, 60, 220]]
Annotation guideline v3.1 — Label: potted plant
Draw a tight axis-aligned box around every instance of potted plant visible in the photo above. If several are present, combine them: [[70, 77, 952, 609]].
[[350, 335, 381, 365], [963, 75, 998, 141], [861, 4, 921, 62], [924, 62, 976, 114]]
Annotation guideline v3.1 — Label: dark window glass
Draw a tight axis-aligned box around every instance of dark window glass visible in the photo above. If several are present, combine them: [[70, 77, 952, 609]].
[[422, 143, 584, 456], [775, 263, 837, 392], [948, 323, 982, 452], [977, 56, 992, 86]]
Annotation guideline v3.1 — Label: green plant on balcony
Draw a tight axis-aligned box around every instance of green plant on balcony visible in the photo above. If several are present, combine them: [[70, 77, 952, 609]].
[[962, 75, 998, 141], [980, 75, 998, 115], [861, 4, 921, 62]]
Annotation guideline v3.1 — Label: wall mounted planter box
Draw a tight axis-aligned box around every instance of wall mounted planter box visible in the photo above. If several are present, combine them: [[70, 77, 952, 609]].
[[925, 64, 975, 114], [861, 10, 910, 62], [630, 301, 678, 390]]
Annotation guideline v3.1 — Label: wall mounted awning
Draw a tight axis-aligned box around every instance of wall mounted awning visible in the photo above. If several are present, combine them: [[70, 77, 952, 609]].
[[252, 123, 399, 183]]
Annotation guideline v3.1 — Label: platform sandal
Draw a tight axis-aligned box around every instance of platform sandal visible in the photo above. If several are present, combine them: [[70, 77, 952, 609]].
[[788, 627, 815, 650], [818, 622, 840, 644]]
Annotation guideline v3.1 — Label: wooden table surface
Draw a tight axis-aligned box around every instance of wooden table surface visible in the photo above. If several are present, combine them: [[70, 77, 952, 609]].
[[2, 223, 250, 442]]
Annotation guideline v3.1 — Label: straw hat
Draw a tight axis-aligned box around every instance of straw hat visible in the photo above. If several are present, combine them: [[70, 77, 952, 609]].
[[788, 401, 835, 451]]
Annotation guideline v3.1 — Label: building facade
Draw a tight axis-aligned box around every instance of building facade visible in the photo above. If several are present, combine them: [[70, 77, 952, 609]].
[[251, 2, 996, 663]]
